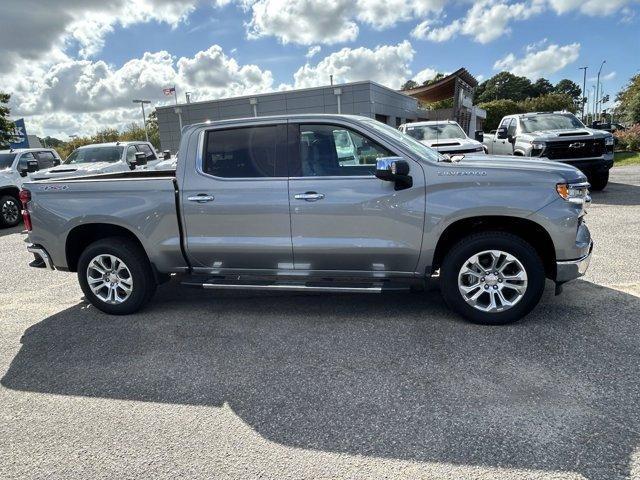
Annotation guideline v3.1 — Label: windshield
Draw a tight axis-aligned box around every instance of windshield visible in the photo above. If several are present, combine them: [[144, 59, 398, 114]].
[[405, 124, 466, 141], [0, 153, 17, 170], [520, 114, 584, 133], [65, 146, 124, 164], [362, 119, 443, 162]]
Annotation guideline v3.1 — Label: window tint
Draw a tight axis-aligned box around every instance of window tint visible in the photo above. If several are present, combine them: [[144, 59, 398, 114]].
[[204, 126, 281, 178], [126, 146, 137, 162], [499, 118, 511, 129], [65, 146, 124, 164], [17, 152, 37, 171], [36, 151, 57, 169], [507, 119, 517, 136], [298, 124, 393, 177], [136, 143, 157, 160]]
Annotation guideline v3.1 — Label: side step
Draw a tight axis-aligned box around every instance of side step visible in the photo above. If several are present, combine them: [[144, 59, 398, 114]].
[[181, 277, 411, 294]]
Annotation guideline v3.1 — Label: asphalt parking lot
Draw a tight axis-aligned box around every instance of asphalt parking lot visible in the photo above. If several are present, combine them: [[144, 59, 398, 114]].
[[1, 167, 640, 480]]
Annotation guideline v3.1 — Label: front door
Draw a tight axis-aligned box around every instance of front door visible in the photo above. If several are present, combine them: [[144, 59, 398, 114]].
[[493, 118, 515, 155], [288, 122, 425, 275], [181, 123, 292, 273]]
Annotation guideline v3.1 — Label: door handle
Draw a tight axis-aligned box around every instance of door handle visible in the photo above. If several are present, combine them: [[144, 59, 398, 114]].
[[187, 194, 215, 203], [294, 192, 325, 201]]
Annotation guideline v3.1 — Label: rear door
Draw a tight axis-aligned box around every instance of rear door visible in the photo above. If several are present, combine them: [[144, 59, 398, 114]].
[[181, 122, 293, 273], [288, 122, 425, 275]]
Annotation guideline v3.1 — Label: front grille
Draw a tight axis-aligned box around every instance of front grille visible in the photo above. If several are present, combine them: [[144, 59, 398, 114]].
[[544, 139, 605, 160]]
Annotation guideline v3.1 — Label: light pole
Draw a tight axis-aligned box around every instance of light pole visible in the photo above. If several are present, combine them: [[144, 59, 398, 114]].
[[578, 66, 587, 122], [595, 60, 606, 123], [132, 99, 151, 143]]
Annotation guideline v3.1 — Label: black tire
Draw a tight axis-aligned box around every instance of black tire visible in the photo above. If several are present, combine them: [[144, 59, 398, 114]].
[[589, 171, 609, 191], [77, 237, 157, 315], [440, 232, 546, 325], [0, 195, 21, 228]]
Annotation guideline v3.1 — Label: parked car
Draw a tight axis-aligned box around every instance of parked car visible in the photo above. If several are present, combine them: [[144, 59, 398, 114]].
[[483, 111, 614, 190], [22, 114, 592, 325], [30, 141, 162, 180], [153, 150, 178, 171], [398, 120, 486, 155], [0, 148, 62, 228]]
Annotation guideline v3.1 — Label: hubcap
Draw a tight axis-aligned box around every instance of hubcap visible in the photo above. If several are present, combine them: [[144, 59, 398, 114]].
[[1, 199, 19, 224], [458, 250, 528, 313], [86, 254, 133, 304]]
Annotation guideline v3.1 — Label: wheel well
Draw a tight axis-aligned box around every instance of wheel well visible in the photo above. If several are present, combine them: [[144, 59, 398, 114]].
[[0, 186, 20, 201], [432, 216, 556, 277], [65, 223, 147, 272], [513, 151, 524, 156]]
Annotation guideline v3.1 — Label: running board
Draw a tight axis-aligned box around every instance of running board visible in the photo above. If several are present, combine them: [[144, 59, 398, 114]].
[[181, 278, 410, 293]]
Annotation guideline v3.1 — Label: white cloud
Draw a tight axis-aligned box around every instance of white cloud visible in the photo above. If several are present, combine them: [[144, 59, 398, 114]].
[[546, 0, 638, 16], [4, 45, 273, 138], [413, 67, 439, 84], [588, 71, 617, 82], [292, 41, 415, 89], [493, 42, 581, 79], [305, 46, 322, 59], [412, 0, 544, 44]]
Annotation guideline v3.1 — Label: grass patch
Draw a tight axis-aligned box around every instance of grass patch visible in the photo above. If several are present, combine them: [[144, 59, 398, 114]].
[[614, 151, 640, 166]]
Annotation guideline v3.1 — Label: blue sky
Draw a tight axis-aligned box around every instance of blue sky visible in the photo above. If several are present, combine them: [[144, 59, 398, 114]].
[[1, 0, 638, 138]]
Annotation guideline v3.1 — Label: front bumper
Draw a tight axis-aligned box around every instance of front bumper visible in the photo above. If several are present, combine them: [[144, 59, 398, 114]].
[[555, 241, 593, 283], [556, 157, 614, 175]]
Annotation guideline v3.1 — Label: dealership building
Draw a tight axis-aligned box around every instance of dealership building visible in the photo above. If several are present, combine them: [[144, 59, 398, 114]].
[[156, 69, 485, 154]]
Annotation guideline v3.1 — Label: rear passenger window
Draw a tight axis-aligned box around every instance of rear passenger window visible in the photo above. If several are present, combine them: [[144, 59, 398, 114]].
[[203, 126, 283, 178], [36, 151, 57, 169]]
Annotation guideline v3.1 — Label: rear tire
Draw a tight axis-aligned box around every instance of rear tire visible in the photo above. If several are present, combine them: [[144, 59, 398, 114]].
[[440, 232, 546, 325], [0, 195, 21, 228], [77, 237, 157, 315], [589, 171, 609, 191]]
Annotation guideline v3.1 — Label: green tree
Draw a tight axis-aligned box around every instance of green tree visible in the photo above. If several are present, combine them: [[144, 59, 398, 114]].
[[532, 78, 554, 97], [519, 93, 575, 113], [477, 99, 523, 131], [554, 79, 582, 101], [400, 80, 418, 91], [475, 72, 534, 103], [616, 73, 640, 125], [0, 92, 15, 147]]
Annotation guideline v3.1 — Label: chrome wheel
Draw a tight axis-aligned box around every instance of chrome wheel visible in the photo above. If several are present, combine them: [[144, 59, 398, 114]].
[[1, 198, 19, 224], [458, 250, 528, 313], [86, 254, 133, 304]]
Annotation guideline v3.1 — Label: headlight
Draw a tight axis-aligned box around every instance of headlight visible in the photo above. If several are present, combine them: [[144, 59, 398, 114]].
[[556, 181, 591, 206], [605, 136, 614, 146], [531, 141, 545, 150]]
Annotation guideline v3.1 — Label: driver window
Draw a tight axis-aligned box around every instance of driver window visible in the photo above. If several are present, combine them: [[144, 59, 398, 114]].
[[299, 124, 394, 177], [17, 152, 37, 171], [507, 119, 517, 137], [126, 146, 137, 162]]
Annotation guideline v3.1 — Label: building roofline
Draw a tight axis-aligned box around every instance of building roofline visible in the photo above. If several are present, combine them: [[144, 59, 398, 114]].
[[156, 80, 399, 111]]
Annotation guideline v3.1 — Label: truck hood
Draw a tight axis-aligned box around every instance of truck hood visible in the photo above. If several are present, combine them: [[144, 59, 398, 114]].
[[447, 154, 586, 182], [0, 170, 15, 186], [522, 128, 609, 140], [30, 162, 116, 180]]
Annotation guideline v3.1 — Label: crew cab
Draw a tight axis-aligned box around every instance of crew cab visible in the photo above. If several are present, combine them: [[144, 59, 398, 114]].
[[0, 147, 62, 228], [31, 141, 165, 181], [483, 111, 614, 190], [22, 114, 593, 325], [398, 120, 486, 155]]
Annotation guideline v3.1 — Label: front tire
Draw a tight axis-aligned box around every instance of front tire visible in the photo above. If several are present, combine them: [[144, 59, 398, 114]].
[[0, 195, 21, 228], [77, 237, 156, 315], [589, 171, 609, 191], [440, 232, 546, 325]]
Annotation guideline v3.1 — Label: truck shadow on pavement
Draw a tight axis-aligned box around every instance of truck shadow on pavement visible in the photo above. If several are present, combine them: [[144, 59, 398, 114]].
[[3, 280, 639, 479], [591, 181, 640, 206]]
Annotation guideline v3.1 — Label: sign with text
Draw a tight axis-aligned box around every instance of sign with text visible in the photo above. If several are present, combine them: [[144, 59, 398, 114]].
[[9, 118, 29, 149]]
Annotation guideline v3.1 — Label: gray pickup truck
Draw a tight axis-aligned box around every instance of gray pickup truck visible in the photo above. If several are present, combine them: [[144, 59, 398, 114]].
[[22, 114, 593, 325], [483, 112, 614, 190]]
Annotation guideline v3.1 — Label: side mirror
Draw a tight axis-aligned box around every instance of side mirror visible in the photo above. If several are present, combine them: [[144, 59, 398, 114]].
[[474, 130, 484, 142], [496, 127, 508, 139], [134, 152, 148, 167], [19, 160, 39, 176], [163, 150, 171, 160], [375, 157, 412, 190]]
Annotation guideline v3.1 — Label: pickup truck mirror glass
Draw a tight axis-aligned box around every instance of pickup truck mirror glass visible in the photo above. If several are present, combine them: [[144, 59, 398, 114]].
[[163, 150, 171, 160], [133, 152, 148, 167], [474, 130, 484, 142], [19, 159, 39, 176], [496, 127, 508, 139], [375, 157, 412, 190]]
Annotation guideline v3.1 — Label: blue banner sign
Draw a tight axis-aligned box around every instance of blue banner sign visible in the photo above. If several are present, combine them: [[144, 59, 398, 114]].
[[9, 118, 29, 149]]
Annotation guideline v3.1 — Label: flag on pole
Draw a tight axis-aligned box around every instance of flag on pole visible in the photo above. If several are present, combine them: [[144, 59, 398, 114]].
[[163, 87, 176, 96]]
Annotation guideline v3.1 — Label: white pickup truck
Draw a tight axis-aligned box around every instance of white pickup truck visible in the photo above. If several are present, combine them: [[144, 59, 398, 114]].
[[31, 141, 167, 181], [0, 147, 62, 228], [398, 120, 486, 155]]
